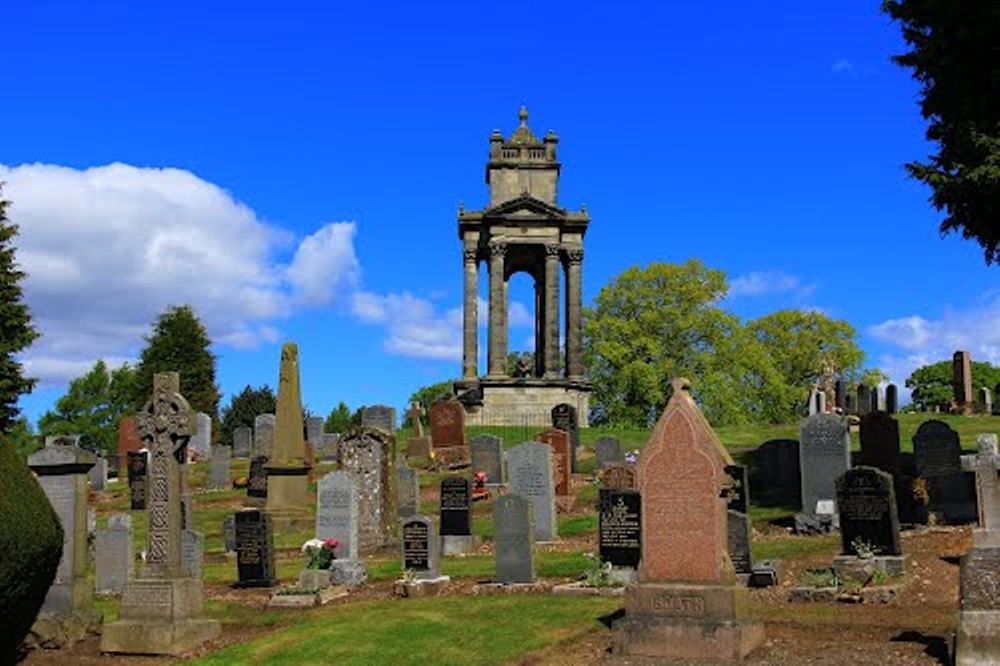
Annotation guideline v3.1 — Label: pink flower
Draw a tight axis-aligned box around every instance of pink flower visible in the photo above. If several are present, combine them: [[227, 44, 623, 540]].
[[323, 538, 339, 550]]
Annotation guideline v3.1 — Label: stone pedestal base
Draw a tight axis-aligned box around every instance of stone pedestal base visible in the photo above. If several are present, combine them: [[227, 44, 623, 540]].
[[101, 577, 220, 656], [463, 379, 591, 427], [955, 546, 1000, 665], [394, 576, 450, 598], [297, 569, 331, 590], [612, 583, 764, 663], [329, 559, 368, 586], [27, 608, 103, 650], [441, 534, 482, 556]]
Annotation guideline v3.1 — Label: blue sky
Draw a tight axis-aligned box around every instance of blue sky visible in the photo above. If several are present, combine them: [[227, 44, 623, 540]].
[[3, 1, 997, 425]]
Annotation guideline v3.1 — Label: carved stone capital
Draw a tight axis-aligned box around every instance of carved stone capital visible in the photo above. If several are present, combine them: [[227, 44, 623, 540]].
[[544, 243, 561, 258], [488, 240, 507, 258], [564, 248, 584, 264], [463, 247, 478, 262]]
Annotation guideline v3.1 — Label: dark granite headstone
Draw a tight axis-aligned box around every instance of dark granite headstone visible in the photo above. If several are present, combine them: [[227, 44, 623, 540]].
[[551, 403, 580, 473], [127, 450, 147, 510], [835, 380, 845, 411], [599, 489, 641, 569], [857, 385, 871, 416], [470, 434, 504, 485], [755, 439, 800, 498], [799, 414, 850, 515], [595, 436, 624, 470], [859, 411, 900, 476], [440, 476, 471, 536], [844, 392, 857, 416], [835, 466, 901, 556], [235, 509, 276, 587], [726, 464, 750, 514], [726, 465, 753, 575], [913, 419, 976, 522], [247, 455, 269, 499], [870, 386, 880, 414], [494, 494, 535, 583], [885, 384, 898, 414], [402, 515, 439, 579]]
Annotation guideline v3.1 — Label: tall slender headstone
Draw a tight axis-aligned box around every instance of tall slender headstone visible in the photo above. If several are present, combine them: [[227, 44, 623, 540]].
[[470, 434, 504, 485], [859, 411, 901, 477], [798, 414, 851, 518], [613, 378, 763, 661], [265, 342, 311, 530], [89, 457, 108, 491], [95, 514, 132, 594], [253, 414, 275, 459], [234, 509, 276, 588], [871, 385, 880, 414], [551, 403, 580, 472], [233, 426, 252, 458], [315, 471, 367, 585], [397, 464, 419, 518], [534, 428, 571, 499], [835, 380, 845, 411], [340, 427, 396, 552], [953, 351, 973, 415], [190, 412, 212, 460], [210, 445, 231, 489], [808, 387, 820, 416], [494, 494, 535, 584], [102, 372, 221, 655], [885, 384, 898, 414], [981, 387, 993, 416], [127, 451, 148, 510], [857, 385, 872, 416], [507, 442, 557, 542]]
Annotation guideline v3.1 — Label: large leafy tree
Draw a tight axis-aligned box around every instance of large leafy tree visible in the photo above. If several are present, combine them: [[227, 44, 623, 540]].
[[0, 189, 39, 431], [324, 401, 353, 433], [906, 359, 1000, 409], [37, 360, 135, 455], [882, 0, 997, 264], [130, 305, 221, 434], [218, 384, 276, 447]]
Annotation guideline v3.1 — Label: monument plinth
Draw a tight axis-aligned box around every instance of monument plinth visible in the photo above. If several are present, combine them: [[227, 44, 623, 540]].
[[612, 378, 763, 662], [265, 342, 312, 531]]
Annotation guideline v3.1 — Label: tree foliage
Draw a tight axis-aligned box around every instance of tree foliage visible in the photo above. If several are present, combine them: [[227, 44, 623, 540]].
[[882, 0, 998, 264], [324, 401, 353, 433], [405, 380, 456, 426], [130, 305, 221, 436], [219, 384, 276, 447], [0, 188, 39, 431], [0, 417, 40, 459], [906, 359, 1000, 409], [37, 359, 135, 455]]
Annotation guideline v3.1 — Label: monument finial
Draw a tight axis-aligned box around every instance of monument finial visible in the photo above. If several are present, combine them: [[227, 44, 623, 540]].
[[672, 377, 692, 394], [518, 105, 528, 127]]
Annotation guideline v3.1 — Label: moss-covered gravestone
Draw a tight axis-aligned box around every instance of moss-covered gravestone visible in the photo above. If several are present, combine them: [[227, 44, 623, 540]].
[[0, 442, 64, 660]]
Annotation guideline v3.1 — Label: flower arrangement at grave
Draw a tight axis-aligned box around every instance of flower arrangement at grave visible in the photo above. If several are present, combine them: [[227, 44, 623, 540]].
[[472, 471, 489, 501], [582, 552, 615, 588], [301, 538, 339, 570], [624, 449, 640, 465]]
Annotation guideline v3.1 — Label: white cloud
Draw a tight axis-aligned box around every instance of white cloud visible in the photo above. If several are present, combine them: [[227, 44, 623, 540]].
[[728, 270, 816, 299], [831, 59, 854, 74], [2, 162, 360, 385], [508, 300, 535, 328]]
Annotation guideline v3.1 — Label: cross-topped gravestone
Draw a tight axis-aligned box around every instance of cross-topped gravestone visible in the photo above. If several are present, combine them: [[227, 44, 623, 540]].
[[962, 434, 1000, 547], [407, 401, 425, 438]]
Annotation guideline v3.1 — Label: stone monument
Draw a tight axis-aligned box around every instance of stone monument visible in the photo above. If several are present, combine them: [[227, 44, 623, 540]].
[[494, 494, 535, 584], [264, 342, 311, 530], [953, 350, 973, 415]]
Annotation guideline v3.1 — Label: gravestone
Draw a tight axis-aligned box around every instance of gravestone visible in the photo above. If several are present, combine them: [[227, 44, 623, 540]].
[[612, 378, 763, 661], [316, 471, 358, 558], [798, 414, 851, 517], [182, 529, 204, 579], [599, 488, 641, 570], [253, 414, 276, 458], [595, 436, 624, 470], [859, 411, 901, 476], [397, 464, 419, 518], [963, 434, 1000, 544], [265, 342, 311, 530], [429, 400, 466, 449], [470, 434, 504, 485], [340, 427, 396, 552], [305, 416, 325, 446], [190, 412, 211, 460], [857, 384, 872, 416], [402, 516, 440, 579], [247, 455, 269, 502], [494, 494, 535, 584], [210, 445, 231, 489], [844, 392, 857, 416], [95, 513, 132, 594], [953, 350, 973, 415], [808, 387, 820, 416], [754, 439, 801, 498], [871, 386, 881, 413], [319, 433, 340, 462], [535, 428, 571, 499], [127, 450, 148, 510], [601, 465, 638, 491], [101, 372, 220, 655], [89, 457, 107, 491], [551, 403, 580, 472], [886, 384, 898, 414], [405, 401, 432, 458], [835, 467, 901, 556], [913, 420, 975, 522], [507, 441, 557, 541], [726, 465, 752, 576], [27, 439, 97, 615], [232, 426, 252, 458], [440, 476, 471, 536], [117, 415, 142, 477], [407, 401, 425, 437], [835, 380, 845, 411], [361, 404, 396, 435], [234, 509, 276, 587], [223, 515, 236, 553], [981, 387, 993, 415]]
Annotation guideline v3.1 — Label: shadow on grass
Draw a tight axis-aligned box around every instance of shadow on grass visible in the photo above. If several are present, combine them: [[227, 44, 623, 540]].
[[598, 608, 625, 629], [890, 630, 951, 665]]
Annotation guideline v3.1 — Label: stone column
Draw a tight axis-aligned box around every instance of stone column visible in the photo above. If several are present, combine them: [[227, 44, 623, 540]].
[[534, 275, 544, 377], [462, 245, 479, 379], [487, 240, 507, 376], [564, 248, 584, 380], [543, 243, 560, 378]]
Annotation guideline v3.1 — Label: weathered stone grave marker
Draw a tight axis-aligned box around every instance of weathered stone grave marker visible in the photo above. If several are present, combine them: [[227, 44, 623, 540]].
[[507, 441, 557, 542], [551, 403, 580, 472], [494, 494, 535, 584], [470, 434, 504, 485], [95, 513, 132, 595], [127, 450, 147, 511]]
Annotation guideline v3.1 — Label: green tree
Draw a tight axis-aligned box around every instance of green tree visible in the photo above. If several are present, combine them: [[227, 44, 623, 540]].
[[0, 188, 39, 431], [218, 384, 276, 447], [37, 360, 135, 455], [324, 401, 353, 433], [583, 260, 791, 427], [405, 379, 456, 427], [882, 0, 997, 264], [130, 305, 221, 436], [1, 416, 40, 459], [905, 360, 1000, 409]]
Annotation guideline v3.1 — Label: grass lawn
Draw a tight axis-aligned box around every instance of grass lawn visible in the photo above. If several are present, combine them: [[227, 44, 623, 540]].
[[189, 595, 620, 666]]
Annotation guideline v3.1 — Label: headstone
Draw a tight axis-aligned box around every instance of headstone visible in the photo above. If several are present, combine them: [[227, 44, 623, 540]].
[[844, 392, 857, 416], [494, 494, 535, 584], [95, 513, 132, 594], [535, 429, 571, 498], [210, 445, 231, 489], [601, 465, 638, 491], [507, 441, 557, 541], [859, 411, 901, 476], [857, 384, 872, 416], [223, 515, 236, 553], [27, 439, 97, 614], [913, 419, 975, 522], [234, 509, 276, 587], [247, 455, 269, 500], [127, 450, 148, 510], [305, 416, 325, 446], [397, 464, 419, 518], [181, 530, 204, 579], [429, 400, 466, 449], [340, 427, 395, 552], [726, 465, 752, 575], [808, 387, 819, 416], [835, 380, 845, 411], [316, 471, 359, 559], [232, 426, 252, 458], [963, 434, 1000, 544], [319, 433, 340, 462], [981, 387, 993, 415], [953, 350, 973, 415], [117, 415, 142, 477], [89, 457, 108, 491], [265, 342, 311, 530], [190, 412, 211, 460], [101, 372, 220, 655], [551, 403, 580, 472], [401, 515, 440, 579], [599, 488, 641, 570], [253, 414, 276, 458], [885, 384, 898, 414], [440, 476, 471, 536], [470, 434, 504, 485], [871, 386, 880, 414], [799, 414, 851, 516], [595, 436, 624, 470], [835, 467, 901, 556], [361, 404, 396, 435], [612, 378, 763, 661], [406, 401, 425, 437], [754, 439, 801, 497]]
